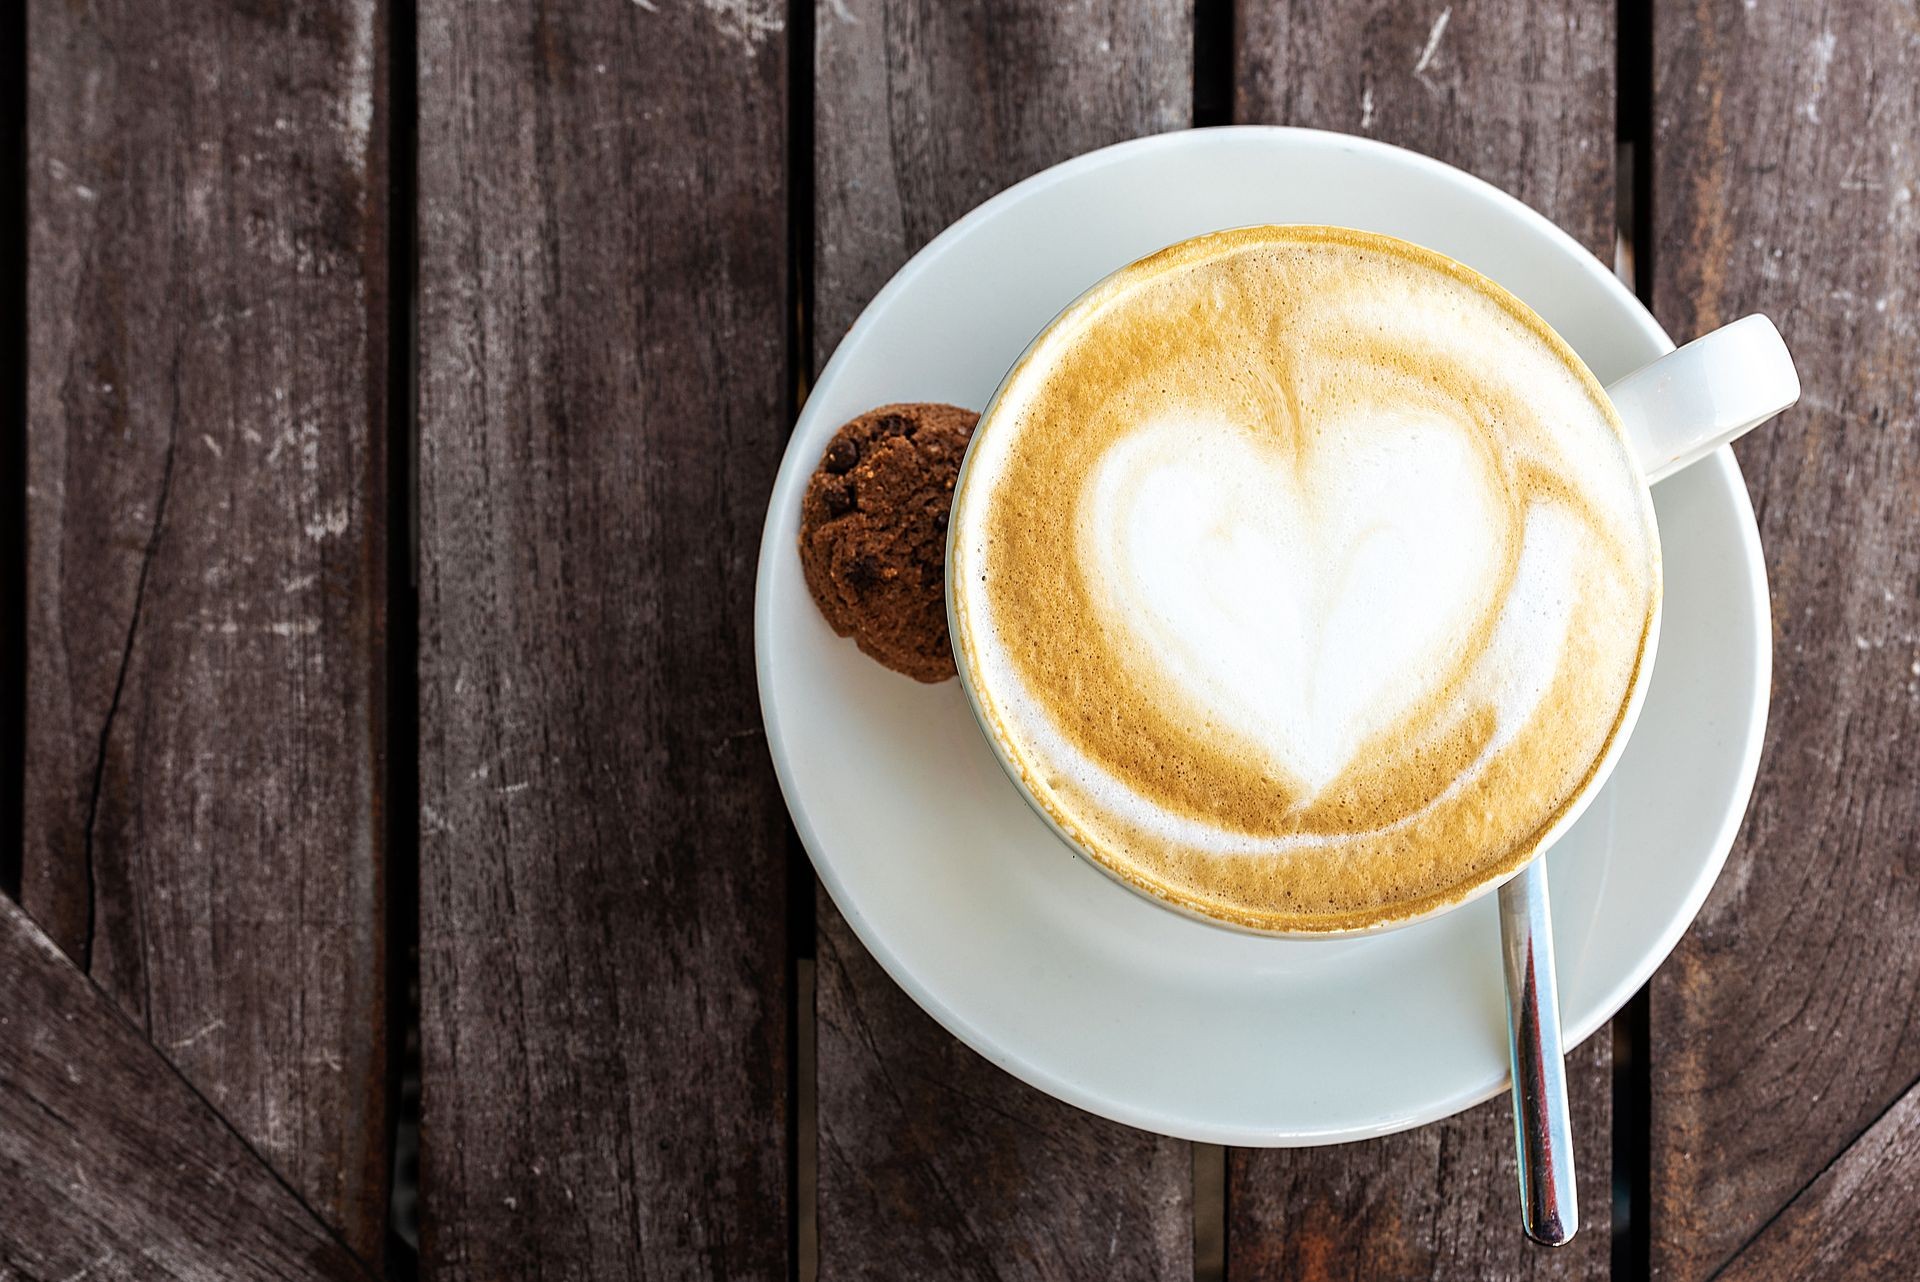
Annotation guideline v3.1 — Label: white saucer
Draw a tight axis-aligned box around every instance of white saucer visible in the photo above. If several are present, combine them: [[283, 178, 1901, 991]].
[[755, 128, 1769, 1145]]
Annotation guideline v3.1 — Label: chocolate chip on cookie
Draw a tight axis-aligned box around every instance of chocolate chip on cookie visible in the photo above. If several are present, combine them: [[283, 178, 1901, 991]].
[[798, 402, 978, 682]]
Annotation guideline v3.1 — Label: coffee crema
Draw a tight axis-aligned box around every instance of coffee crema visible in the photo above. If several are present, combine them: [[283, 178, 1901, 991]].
[[948, 226, 1660, 932]]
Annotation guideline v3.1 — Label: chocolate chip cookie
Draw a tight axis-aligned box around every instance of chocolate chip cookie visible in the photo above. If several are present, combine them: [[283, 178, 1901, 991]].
[[798, 403, 978, 682]]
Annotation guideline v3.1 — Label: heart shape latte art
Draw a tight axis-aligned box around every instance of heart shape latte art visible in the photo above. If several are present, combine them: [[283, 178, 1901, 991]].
[[1079, 409, 1510, 797]]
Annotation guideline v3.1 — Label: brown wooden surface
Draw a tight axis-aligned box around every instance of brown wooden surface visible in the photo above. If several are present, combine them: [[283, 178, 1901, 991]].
[[413, 0, 791, 1277], [811, 0, 1192, 355], [1226, 1062, 1611, 1280], [21, 0, 391, 1260], [1648, 4, 1920, 1279], [1228, 2, 1616, 1277], [814, 913, 1193, 1278], [1229, 1061, 1610, 1279], [0, 896, 376, 1281], [3, 1, 1919, 1273], [1714, 1076, 1920, 1282], [810, 0, 1195, 1275], [1236, 0, 1614, 253]]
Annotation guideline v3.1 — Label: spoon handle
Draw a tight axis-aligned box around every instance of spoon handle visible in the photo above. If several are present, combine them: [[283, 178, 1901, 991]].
[[1498, 858, 1579, 1246]]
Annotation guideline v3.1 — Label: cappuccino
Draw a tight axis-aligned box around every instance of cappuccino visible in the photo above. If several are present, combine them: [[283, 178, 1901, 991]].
[[948, 226, 1660, 932]]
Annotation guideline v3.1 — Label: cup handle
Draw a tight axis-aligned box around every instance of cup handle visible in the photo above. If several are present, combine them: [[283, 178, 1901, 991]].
[[1605, 314, 1801, 484]]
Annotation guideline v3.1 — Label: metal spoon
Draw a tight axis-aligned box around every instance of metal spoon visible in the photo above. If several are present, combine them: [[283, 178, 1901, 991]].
[[1499, 856, 1578, 1245]]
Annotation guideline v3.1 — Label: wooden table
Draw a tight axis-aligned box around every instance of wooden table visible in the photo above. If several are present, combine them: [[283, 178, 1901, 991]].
[[2, 2, 1915, 1278]]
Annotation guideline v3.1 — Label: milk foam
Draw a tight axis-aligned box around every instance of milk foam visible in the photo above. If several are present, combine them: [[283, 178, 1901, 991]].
[[949, 227, 1660, 932], [1083, 410, 1506, 794]]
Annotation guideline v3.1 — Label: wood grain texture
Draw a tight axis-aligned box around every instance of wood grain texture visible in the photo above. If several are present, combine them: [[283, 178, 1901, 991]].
[[414, 1, 790, 1277], [0, 896, 375, 1281], [1648, 4, 1920, 1278], [810, 1, 1193, 1276], [1226, 1044, 1609, 1280], [22, 0, 390, 1259], [814, 892, 1193, 1279], [1235, 0, 1615, 252], [812, 0, 1192, 356], [1713, 1076, 1920, 1282], [1231, 2, 1615, 1277]]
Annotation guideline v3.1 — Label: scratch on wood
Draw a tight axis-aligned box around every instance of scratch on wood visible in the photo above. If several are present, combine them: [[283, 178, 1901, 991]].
[[343, 0, 374, 155], [168, 1018, 226, 1050], [1801, 29, 1836, 124], [304, 508, 351, 540], [703, 0, 785, 50], [1415, 7, 1452, 75], [81, 356, 183, 972]]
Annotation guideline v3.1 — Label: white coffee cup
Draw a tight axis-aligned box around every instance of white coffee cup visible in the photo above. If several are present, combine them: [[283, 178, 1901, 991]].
[[946, 246, 1799, 937]]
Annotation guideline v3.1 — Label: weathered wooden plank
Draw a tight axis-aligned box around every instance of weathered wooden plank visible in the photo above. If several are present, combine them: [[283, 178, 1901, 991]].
[[0, 0, 21, 909], [1236, 0, 1615, 256], [23, 0, 390, 1259], [815, 894, 1194, 1278], [1226, 1054, 1610, 1279], [0, 896, 376, 1281], [1713, 1076, 1920, 1282], [414, 1, 791, 1277], [1648, 6, 1920, 1279], [1229, 3, 1616, 1278], [812, 0, 1193, 357], [811, 1, 1194, 1276]]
